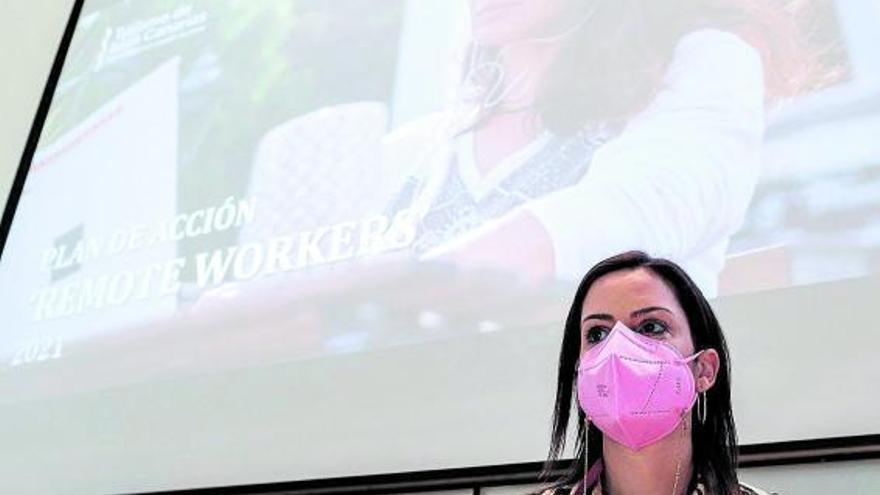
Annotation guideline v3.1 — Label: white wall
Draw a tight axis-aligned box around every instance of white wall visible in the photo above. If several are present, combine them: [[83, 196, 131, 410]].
[[0, 0, 72, 210]]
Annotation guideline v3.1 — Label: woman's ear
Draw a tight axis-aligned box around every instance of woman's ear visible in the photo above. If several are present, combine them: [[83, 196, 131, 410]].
[[695, 348, 720, 393]]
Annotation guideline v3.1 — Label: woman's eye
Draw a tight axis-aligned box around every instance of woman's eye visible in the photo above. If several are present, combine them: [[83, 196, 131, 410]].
[[637, 320, 668, 336], [585, 326, 609, 344]]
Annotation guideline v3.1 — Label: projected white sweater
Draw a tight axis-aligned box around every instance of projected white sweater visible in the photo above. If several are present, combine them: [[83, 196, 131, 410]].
[[245, 28, 765, 299], [382, 28, 765, 298]]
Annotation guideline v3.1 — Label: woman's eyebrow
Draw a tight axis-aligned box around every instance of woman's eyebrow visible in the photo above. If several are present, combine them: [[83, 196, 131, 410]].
[[581, 306, 672, 323], [581, 313, 614, 323], [631, 306, 673, 317]]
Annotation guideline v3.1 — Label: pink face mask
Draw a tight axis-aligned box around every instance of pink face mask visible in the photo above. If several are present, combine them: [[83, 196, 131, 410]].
[[577, 321, 702, 450]]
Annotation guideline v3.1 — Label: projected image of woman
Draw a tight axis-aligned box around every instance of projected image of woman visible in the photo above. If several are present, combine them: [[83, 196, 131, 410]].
[[539, 251, 771, 494], [231, 1, 806, 325], [380, 1, 799, 297]]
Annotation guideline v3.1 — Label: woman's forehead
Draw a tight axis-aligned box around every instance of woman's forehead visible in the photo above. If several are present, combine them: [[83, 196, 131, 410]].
[[581, 268, 681, 314]]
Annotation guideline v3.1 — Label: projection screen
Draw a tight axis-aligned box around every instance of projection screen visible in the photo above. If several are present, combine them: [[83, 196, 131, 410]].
[[1, 1, 878, 493]]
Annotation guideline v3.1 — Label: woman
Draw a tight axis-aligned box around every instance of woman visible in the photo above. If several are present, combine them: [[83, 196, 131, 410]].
[[539, 250, 769, 494], [386, 0, 807, 297]]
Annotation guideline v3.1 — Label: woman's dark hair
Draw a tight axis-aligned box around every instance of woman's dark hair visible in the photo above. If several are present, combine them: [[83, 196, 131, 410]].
[[540, 250, 740, 494]]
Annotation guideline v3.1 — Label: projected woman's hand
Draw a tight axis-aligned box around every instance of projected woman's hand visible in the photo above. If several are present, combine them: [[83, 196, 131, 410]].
[[419, 209, 556, 286]]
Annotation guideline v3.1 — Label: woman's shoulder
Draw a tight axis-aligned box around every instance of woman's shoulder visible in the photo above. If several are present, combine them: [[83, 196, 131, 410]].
[[664, 27, 764, 96], [674, 27, 761, 67], [381, 107, 473, 180]]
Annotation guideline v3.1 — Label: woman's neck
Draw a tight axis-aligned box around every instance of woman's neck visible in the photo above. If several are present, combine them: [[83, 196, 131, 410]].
[[601, 420, 694, 495], [494, 40, 561, 109], [469, 41, 559, 176]]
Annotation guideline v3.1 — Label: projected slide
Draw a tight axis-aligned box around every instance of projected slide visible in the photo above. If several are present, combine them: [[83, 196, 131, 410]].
[[1, 0, 878, 401]]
